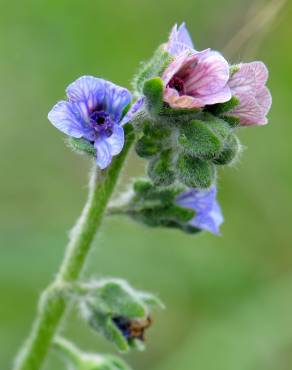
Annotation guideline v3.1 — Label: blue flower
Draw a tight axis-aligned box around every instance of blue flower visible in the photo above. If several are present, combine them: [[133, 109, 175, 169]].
[[176, 185, 223, 235], [48, 76, 134, 169], [165, 22, 196, 57]]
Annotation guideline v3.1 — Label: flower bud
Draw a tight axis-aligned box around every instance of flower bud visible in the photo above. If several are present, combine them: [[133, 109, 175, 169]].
[[78, 279, 163, 352]]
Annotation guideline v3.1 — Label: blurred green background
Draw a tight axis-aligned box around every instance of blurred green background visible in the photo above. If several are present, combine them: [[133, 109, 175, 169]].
[[1, 0, 292, 369]]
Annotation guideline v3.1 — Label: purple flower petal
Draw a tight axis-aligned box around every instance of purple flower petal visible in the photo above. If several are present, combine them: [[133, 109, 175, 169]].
[[166, 23, 195, 56], [120, 97, 145, 126], [103, 81, 132, 122], [176, 186, 224, 235], [94, 138, 112, 169], [105, 124, 124, 156], [66, 76, 105, 110], [48, 101, 88, 138], [49, 75, 131, 169]]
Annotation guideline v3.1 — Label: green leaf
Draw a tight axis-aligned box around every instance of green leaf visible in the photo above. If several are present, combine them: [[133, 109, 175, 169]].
[[178, 154, 216, 188]]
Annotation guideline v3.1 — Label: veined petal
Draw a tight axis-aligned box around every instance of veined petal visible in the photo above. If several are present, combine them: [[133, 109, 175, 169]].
[[164, 87, 202, 109], [164, 85, 231, 109], [184, 50, 230, 95], [166, 23, 195, 56], [94, 138, 112, 169], [228, 93, 266, 126], [256, 86, 272, 116], [228, 62, 269, 97], [196, 85, 232, 106], [103, 81, 132, 122], [162, 52, 190, 85], [105, 124, 124, 156], [66, 76, 105, 111], [48, 101, 87, 138], [177, 22, 194, 49], [120, 97, 144, 126]]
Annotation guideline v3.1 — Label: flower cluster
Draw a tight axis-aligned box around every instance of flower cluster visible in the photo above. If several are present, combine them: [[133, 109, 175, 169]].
[[48, 22, 271, 237], [45, 21, 272, 370]]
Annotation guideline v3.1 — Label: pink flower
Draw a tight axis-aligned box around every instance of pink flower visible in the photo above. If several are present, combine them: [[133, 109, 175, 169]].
[[227, 62, 272, 126], [162, 49, 232, 109]]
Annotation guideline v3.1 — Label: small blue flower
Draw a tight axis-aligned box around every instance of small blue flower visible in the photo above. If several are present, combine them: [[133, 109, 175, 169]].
[[165, 22, 196, 57], [48, 76, 133, 169], [176, 185, 224, 235]]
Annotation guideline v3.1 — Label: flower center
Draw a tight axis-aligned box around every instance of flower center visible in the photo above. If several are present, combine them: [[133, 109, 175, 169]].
[[167, 76, 186, 95], [89, 110, 114, 137]]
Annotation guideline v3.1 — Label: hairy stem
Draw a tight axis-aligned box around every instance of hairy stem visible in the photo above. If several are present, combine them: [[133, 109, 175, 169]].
[[13, 125, 135, 370]]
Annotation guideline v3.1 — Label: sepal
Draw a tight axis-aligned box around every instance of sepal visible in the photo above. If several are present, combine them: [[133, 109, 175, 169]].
[[67, 137, 96, 158], [109, 179, 197, 233], [213, 133, 241, 165], [53, 337, 131, 370], [147, 150, 175, 186], [178, 120, 222, 158], [177, 155, 216, 188], [132, 46, 172, 95]]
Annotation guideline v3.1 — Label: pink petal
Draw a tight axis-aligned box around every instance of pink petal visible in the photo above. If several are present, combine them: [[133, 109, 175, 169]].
[[228, 93, 267, 126], [164, 87, 202, 109], [196, 85, 232, 106], [229, 61, 269, 97], [256, 86, 272, 116], [183, 50, 230, 95], [162, 52, 190, 85]]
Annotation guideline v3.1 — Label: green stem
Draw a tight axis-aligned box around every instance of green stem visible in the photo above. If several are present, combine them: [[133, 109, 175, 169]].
[[13, 125, 135, 370]]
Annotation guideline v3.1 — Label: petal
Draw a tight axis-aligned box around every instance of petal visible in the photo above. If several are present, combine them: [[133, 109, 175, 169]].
[[105, 124, 124, 156], [163, 87, 202, 109], [120, 97, 145, 126], [176, 186, 223, 235], [94, 138, 112, 169], [102, 81, 132, 122], [66, 76, 105, 111], [229, 62, 269, 98], [177, 22, 194, 49], [256, 86, 272, 116], [192, 201, 223, 235], [166, 22, 195, 56], [48, 101, 88, 138], [162, 52, 191, 85], [197, 85, 232, 106], [164, 86, 231, 109], [183, 50, 230, 95], [228, 93, 266, 126]]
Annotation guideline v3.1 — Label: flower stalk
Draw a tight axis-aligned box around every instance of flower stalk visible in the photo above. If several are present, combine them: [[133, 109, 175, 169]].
[[13, 124, 135, 370]]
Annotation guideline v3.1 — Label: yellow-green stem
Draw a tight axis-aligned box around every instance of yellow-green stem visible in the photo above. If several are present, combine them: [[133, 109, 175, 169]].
[[13, 125, 135, 370]]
